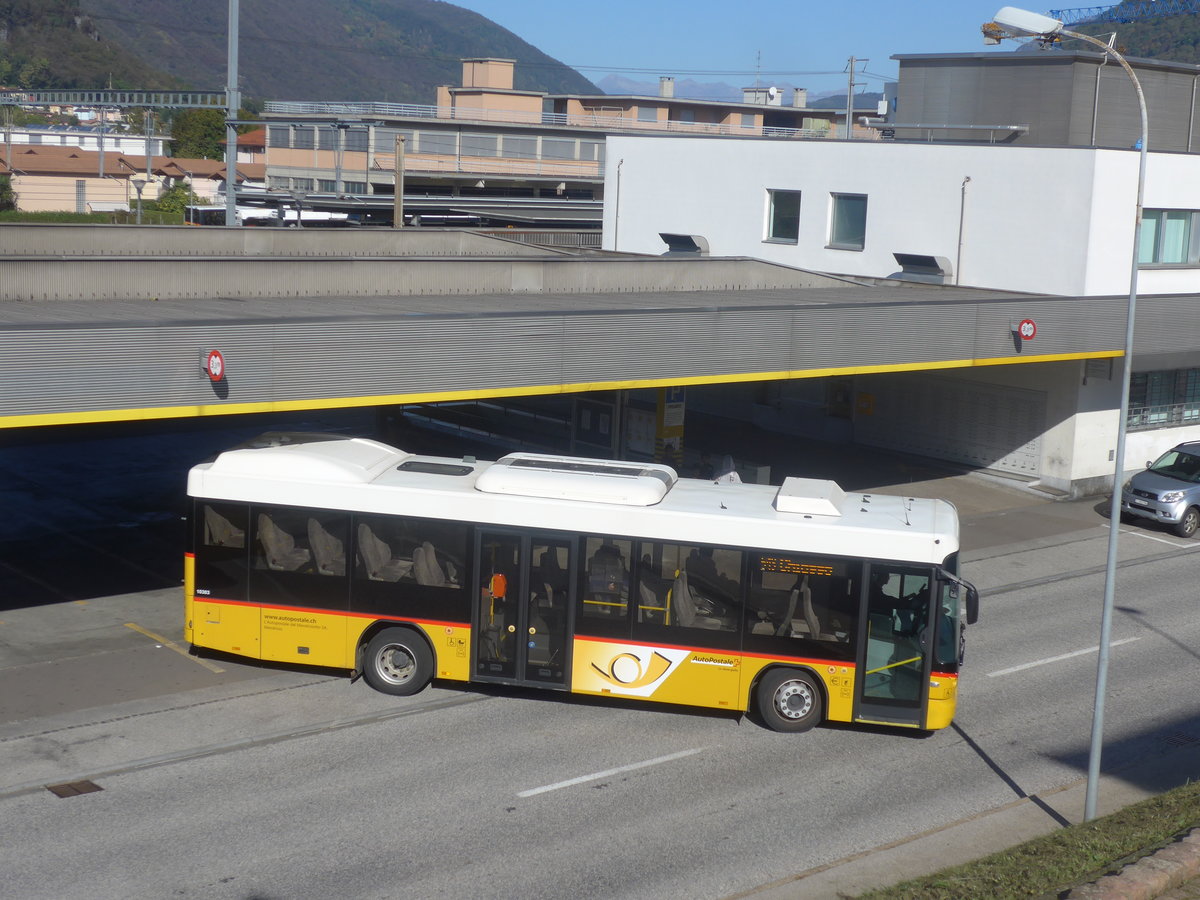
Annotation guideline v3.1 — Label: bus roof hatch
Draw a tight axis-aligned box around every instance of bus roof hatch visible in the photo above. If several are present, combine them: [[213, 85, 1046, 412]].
[[773, 477, 845, 517]]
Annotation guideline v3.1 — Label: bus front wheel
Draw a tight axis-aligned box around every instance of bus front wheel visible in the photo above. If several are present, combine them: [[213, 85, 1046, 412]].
[[363, 628, 433, 696], [756, 668, 824, 733]]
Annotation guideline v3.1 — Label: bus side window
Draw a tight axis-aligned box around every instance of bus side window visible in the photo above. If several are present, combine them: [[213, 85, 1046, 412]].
[[746, 555, 856, 645]]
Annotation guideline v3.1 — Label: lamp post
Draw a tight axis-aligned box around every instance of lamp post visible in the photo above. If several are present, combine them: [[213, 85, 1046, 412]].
[[985, 6, 1148, 822], [131, 177, 146, 225]]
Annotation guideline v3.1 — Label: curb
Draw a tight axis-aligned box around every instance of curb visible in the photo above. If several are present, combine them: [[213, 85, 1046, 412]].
[[1068, 828, 1200, 899]]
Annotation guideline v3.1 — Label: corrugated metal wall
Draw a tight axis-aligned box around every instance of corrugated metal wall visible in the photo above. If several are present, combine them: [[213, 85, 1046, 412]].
[[0, 289, 1141, 423]]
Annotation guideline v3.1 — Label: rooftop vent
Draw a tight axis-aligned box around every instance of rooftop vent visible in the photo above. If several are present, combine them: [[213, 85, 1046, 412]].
[[888, 253, 954, 285], [475, 453, 677, 506], [774, 477, 846, 517], [659, 233, 710, 256]]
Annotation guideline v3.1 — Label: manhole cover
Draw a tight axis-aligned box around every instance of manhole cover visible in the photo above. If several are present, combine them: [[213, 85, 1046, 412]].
[[46, 780, 103, 798]]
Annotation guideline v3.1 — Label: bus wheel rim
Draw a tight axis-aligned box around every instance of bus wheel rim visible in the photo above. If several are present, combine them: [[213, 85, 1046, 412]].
[[776, 682, 813, 720], [377, 644, 417, 683]]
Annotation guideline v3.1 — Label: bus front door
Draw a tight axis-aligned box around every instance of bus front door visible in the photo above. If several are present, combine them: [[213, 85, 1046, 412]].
[[474, 530, 573, 689], [855, 563, 934, 729]]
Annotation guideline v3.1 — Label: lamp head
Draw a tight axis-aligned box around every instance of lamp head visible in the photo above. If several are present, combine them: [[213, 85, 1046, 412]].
[[991, 6, 1064, 38]]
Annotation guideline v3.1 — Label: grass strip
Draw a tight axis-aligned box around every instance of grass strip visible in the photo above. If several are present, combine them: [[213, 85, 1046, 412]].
[[855, 779, 1200, 899]]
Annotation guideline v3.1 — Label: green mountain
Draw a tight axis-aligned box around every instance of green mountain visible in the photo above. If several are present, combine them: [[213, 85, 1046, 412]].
[[1070, 4, 1200, 63], [76, 0, 600, 102], [0, 0, 179, 90], [0, 0, 598, 103]]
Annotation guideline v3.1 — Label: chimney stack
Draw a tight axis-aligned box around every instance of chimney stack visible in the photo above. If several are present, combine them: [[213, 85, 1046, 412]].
[[659, 76, 675, 98], [792, 88, 808, 108]]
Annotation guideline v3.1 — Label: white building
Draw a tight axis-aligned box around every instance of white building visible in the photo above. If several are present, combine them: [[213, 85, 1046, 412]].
[[2, 125, 168, 157], [604, 136, 1200, 296]]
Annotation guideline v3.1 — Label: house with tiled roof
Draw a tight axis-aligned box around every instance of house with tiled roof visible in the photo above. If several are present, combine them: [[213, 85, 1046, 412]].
[[3, 146, 260, 212]]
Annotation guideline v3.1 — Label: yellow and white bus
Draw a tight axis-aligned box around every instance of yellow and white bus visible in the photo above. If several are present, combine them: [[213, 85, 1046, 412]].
[[185, 433, 978, 733]]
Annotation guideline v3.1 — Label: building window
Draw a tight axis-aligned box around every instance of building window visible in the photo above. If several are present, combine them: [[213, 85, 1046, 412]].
[[676, 109, 696, 124], [1129, 368, 1200, 430], [829, 193, 867, 250], [637, 106, 659, 122], [377, 128, 414, 151], [504, 135, 537, 159], [318, 179, 336, 192], [1139, 209, 1200, 266], [267, 126, 290, 148], [291, 178, 314, 191], [417, 131, 456, 155], [344, 128, 369, 152], [292, 127, 315, 150], [740, 113, 756, 129], [766, 190, 801, 243], [542, 138, 575, 160], [461, 133, 498, 157], [343, 181, 366, 193], [319, 128, 338, 151]]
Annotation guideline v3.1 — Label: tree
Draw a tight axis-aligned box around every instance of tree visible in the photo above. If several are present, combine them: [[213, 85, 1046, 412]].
[[0, 175, 16, 212], [169, 109, 225, 160], [153, 183, 203, 214]]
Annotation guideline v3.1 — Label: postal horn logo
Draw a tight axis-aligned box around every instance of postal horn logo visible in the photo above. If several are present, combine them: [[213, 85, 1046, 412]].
[[592, 651, 673, 689]]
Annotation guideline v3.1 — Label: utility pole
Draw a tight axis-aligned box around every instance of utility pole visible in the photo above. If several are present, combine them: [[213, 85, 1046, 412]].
[[224, 0, 240, 227], [392, 134, 405, 228], [845, 56, 857, 140]]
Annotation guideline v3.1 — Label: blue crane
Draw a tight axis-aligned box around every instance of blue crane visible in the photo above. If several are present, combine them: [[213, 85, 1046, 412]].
[[1048, 1, 1200, 26]]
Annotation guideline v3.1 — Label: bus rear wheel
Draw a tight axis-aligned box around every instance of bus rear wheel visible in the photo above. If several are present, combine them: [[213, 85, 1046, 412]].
[[363, 628, 433, 696], [756, 668, 823, 733]]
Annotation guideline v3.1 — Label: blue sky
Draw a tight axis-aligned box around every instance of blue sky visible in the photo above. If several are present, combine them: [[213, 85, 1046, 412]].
[[450, 0, 1028, 96]]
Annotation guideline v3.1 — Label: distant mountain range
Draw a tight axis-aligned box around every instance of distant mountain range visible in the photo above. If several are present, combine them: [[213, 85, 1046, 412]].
[[1, 0, 599, 103], [597, 75, 882, 108]]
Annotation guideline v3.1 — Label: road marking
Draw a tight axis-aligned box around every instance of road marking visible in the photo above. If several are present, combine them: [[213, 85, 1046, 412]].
[[987, 637, 1140, 678], [124, 622, 224, 674], [518, 747, 705, 798], [1126, 530, 1195, 548]]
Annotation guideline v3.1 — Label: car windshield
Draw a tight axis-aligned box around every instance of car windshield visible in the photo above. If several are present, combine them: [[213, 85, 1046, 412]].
[[1148, 450, 1200, 483]]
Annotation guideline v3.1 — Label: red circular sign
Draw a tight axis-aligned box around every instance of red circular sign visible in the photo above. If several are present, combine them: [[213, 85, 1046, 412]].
[[205, 350, 226, 382], [1017, 319, 1037, 341]]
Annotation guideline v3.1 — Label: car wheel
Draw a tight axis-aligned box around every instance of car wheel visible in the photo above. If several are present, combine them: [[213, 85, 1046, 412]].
[[1174, 506, 1200, 538]]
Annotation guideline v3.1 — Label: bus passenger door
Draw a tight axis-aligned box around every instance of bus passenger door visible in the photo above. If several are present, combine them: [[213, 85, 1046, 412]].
[[855, 563, 935, 728], [474, 530, 573, 689]]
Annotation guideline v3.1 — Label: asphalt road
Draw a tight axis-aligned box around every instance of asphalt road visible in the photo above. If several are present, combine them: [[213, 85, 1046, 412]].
[[2, 473, 1200, 899]]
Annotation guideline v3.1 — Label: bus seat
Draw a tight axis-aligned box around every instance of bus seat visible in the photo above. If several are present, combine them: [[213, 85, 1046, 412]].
[[204, 506, 245, 548], [257, 513, 310, 572], [356, 523, 412, 582], [638, 579, 665, 623], [415, 541, 447, 586], [803, 582, 837, 640], [307, 518, 345, 576], [778, 584, 800, 637], [671, 571, 725, 630]]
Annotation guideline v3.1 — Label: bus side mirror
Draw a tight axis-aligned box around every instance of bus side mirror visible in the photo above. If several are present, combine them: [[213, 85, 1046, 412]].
[[965, 587, 980, 625]]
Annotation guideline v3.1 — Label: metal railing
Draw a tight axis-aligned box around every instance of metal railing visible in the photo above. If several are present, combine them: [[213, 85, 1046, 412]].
[[264, 100, 836, 141], [479, 230, 602, 249], [1127, 402, 1200, 431]]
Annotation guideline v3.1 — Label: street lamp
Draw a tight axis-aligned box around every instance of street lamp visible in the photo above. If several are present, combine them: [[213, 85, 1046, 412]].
[[131, 177, 146, 226], [985, 7, 1148, 822]]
